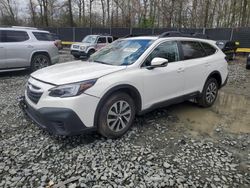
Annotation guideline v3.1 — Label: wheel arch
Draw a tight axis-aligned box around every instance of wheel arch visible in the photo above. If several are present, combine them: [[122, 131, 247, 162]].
[[205, 71, 222, 88], [86, 47, 96, 54], [93, 84, 142, 127]]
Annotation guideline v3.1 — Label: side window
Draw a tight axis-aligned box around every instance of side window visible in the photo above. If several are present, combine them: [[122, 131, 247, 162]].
[[108, 37, 113, 43], [33, 32, 53, 41], [143, 41, 179, 66], [4, 30, 29, 42], [201, 42, 217, 56], [181, 41, 206, 60], [97, 37, 107, 43]]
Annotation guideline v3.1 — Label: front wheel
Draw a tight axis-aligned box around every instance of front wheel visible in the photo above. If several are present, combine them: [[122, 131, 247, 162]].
[[98, 93, 135, 138], [197, 78, 218, 108], [87, 49, 95, 57], [73, 55, 80, 59]]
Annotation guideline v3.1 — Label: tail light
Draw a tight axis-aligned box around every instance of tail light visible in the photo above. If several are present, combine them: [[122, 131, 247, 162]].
[[54, 41, 58, 47]]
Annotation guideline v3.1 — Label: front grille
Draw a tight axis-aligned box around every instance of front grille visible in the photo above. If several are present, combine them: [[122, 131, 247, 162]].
[[73, 45, 79, 49], [27, 83, 43, 104]]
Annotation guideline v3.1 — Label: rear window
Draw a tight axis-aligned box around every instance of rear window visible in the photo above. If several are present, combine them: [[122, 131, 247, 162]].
[[181, 41, 206, 60], [1, 30, 29, 42], [201, 42, 217, 56], [33, 32, 53, 41]]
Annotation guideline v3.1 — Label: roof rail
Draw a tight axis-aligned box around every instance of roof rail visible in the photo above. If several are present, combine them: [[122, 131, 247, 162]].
[[159, 31, 210, 39], [11, 26, 38, 30], [123, 33, 152, 38]]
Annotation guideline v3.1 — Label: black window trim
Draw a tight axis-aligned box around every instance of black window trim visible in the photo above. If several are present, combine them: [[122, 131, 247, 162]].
[[140, 40, 181, 68], [199, 41, 218, 57]]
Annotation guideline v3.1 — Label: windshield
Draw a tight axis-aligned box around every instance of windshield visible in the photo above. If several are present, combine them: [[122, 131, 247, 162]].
[[82, 35, 97, 43], [89, 39, 153, 66]]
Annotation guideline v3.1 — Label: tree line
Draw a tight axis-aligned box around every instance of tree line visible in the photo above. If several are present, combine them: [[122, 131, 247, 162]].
[[0, 0, 250, 28]]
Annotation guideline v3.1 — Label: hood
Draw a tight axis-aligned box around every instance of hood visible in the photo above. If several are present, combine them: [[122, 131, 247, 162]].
[[31, 61, 126, 85], [73, 43, 92, 47]]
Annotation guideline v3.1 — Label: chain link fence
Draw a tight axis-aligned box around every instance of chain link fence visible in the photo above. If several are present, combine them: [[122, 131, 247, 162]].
[[42, 27, 250, 48]]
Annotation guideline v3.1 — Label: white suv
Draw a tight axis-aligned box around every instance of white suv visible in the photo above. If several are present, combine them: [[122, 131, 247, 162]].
[[0, 27, 59, 72], [20, 35, 228, 138], [70, 35, 113, 58]]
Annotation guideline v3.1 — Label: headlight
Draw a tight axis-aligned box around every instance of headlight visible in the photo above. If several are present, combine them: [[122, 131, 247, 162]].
[[49, 79, 97, 98], [80, 46, 86, 51]]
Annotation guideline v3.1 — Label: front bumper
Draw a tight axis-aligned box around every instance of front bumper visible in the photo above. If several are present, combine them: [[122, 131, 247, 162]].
[[18, 96, 96, 136], [71, 50, 87, 57]]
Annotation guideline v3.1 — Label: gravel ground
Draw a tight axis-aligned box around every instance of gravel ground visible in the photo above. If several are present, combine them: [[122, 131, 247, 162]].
[[0, 54, 249, 188]]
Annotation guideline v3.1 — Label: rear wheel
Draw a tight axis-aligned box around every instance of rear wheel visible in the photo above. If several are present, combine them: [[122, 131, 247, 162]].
[[98, 93, 135, 138], [30, 54, 50, 72], [197, 78, 218, 108]]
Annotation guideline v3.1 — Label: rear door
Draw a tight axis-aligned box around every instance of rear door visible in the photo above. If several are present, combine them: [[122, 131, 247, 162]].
[[4, 30, 32, 68], [0, 30, 6, 68], [179, 41, 207, 94]]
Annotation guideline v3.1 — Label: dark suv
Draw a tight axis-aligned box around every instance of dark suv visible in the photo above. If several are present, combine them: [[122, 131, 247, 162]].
[[216, 40, 238, 60]]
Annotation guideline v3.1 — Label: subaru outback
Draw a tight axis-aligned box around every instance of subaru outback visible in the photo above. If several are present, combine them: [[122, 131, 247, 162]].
[[19, 35, 228, 138]]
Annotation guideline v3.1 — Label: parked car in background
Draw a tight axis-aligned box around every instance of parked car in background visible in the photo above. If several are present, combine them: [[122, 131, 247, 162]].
[[50, 33, 63, 50], [20, 35, 228, 138], [0, 26, 59, 72], [216, 40, 238, 60], [70, 35, 113, 58], [247, 54, 250, 69]]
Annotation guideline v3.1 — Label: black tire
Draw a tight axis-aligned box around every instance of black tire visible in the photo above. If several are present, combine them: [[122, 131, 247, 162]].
[[73, 55, 80, 59], [87, 49, 95, 57], [98, 92, 136, 138], [197, 78, 218, 108], [30, 54, 50, 72], [246, 64, 250, 70]]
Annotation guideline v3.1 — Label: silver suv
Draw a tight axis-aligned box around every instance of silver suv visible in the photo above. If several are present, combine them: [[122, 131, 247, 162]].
[[70, 35, 113, 58], [0, 27, 59, 72]]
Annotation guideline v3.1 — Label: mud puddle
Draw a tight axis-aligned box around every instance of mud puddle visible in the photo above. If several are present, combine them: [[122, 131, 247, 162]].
[[170, 91, 250, 136]]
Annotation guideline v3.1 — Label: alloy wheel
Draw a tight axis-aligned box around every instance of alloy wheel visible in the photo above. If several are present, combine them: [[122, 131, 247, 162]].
[[107, 100, 132, 132], [206, 82, 217, 104]]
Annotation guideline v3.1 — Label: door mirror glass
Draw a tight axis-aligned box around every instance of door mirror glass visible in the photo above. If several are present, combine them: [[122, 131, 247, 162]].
[[151, 57, 168, 67]]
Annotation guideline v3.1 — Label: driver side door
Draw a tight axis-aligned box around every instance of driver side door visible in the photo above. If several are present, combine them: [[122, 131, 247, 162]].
[[140, 41, 185, 109]]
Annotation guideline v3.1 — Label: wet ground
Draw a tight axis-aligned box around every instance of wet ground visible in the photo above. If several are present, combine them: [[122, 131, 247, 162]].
[[0, 52, 249, 187]]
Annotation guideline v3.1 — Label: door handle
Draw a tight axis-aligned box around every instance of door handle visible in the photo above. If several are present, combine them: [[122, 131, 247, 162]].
[[177, 68, 184, 73]]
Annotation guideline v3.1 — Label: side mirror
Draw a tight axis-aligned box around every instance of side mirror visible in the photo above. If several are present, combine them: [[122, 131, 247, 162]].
[[148, 57, 168, 69]]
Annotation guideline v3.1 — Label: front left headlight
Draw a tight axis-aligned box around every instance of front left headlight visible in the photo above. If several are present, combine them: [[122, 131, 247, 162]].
[[49, 79, 97, 98], [80, 46, 86, 51]]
